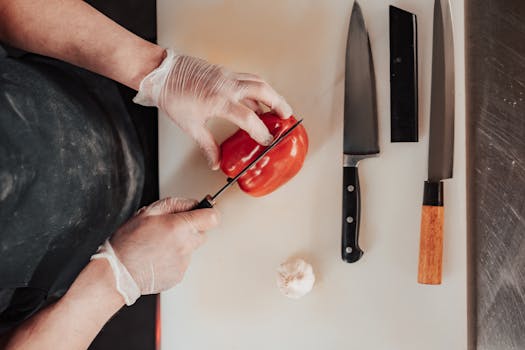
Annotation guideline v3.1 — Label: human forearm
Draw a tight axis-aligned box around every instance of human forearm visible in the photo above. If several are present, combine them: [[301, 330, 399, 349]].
[[0, 0, 165, 89], [5, 259, 124, 350]]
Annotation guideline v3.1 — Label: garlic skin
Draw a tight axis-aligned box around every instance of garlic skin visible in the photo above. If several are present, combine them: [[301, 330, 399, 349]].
[[276, 258, 315, 299]]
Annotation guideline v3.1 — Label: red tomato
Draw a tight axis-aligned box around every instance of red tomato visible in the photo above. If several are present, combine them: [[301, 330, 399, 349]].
[[220, 113, 309, 197]]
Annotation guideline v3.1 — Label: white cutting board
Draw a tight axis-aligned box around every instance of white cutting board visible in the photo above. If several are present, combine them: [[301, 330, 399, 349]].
[[157, 0, 467, 349]]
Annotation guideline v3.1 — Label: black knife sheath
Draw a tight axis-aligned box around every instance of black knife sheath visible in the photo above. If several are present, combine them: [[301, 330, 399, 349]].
[[390, 6, 418, 142]]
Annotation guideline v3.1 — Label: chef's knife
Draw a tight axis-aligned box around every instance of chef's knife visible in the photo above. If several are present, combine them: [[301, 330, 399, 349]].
[[194, 119, 304, 210], [417, 0, 454, 285], [342, 2, 379, 263]]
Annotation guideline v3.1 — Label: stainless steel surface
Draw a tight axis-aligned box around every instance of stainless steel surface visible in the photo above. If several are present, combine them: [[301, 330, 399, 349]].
[[343, 2, 379, 156], [466, 1, 525, 349], [211, 119, 303, 200], [428, 0, 455, 182]]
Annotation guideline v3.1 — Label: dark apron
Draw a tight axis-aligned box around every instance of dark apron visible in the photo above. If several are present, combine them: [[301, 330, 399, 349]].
[[0, 46, 144, 333]]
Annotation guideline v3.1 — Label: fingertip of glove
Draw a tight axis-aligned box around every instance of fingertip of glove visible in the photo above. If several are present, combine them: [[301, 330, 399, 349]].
[[208, 159, 220, 171], [262, 134, 274, 146], [275, 109, 293, 120], [279, 97, 293, 119], [283, 108, 294, 119], [202, 145, 220, 171]]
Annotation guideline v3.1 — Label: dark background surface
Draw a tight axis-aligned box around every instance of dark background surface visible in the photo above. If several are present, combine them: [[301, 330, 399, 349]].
[[85, 1, 159, 349], [466, 1, 525, 349]]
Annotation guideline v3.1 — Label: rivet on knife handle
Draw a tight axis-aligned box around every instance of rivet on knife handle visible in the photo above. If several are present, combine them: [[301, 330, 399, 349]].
[[342, 166, 364, 263]]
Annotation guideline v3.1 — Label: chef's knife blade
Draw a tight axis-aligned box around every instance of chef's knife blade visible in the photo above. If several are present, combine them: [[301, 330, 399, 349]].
[[342, 2, 379, 263], [418, 0, 454, 285], [194, 119, 304, 210]]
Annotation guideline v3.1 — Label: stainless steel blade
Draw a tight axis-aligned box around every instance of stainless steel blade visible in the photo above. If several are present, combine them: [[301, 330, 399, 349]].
[[428, 0, 455, 181], [344, 2, 379, 157]]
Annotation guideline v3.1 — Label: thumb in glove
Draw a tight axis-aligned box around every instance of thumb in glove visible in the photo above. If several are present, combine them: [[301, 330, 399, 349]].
[[91, 197, 220, 305]]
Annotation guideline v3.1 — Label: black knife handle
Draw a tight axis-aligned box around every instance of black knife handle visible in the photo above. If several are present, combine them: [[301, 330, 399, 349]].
[[193, 195, 215, 210], [342, 166, 364, 263]]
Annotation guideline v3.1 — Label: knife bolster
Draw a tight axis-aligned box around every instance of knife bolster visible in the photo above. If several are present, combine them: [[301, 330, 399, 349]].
[[343, 153, 378, 167], [423, 181, 443, 206], [194, 195, 215, 210]]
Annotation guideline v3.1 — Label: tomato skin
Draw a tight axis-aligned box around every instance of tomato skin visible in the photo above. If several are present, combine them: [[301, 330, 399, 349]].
[[219, 113, 309, 197]]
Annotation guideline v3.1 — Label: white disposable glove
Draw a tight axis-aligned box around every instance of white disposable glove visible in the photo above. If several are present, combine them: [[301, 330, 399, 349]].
[[91, 197, 220, 305], [133, 49, 293, 170]]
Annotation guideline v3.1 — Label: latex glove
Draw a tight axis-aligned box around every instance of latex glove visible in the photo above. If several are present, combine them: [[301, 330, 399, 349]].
[[133, 49, 293, 170], [91, 197, 220, 305]]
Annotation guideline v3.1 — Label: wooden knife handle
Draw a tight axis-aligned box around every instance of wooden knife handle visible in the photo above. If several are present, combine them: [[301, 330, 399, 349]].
[[418, 181, 444, 285], [341, 166, 364, 263]]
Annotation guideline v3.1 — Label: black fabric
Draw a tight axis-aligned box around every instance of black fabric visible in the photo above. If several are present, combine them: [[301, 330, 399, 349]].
[[83, 1, 160, 349], [0, 51, 145, 333]]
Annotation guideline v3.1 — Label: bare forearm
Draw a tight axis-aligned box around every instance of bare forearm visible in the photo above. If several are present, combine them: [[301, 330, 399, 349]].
[[5, 260, 124, 350], [0, 0, 165, 89]]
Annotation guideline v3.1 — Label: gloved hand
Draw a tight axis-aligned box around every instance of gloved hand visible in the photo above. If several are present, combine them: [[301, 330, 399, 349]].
[[91, 197, 220, 305], [133, 49, 293, 170]]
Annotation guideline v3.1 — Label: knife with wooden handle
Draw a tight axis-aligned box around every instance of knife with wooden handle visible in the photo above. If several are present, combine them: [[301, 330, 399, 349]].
[[418, 0, 455, 285], [341, 2, 379, 263]]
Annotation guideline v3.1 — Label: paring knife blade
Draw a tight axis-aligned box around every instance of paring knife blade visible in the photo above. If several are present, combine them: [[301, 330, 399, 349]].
[[341, 2, 379, 263], [417, 0, 455, 285], [194, 119, 304, 210]]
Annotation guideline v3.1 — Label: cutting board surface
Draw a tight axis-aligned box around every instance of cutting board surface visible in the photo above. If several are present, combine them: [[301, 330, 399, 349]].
[[157, 1, 467, 349]]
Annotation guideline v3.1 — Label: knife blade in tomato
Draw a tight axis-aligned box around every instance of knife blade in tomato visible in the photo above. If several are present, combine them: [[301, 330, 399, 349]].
[[219, 113, 308, 197]]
